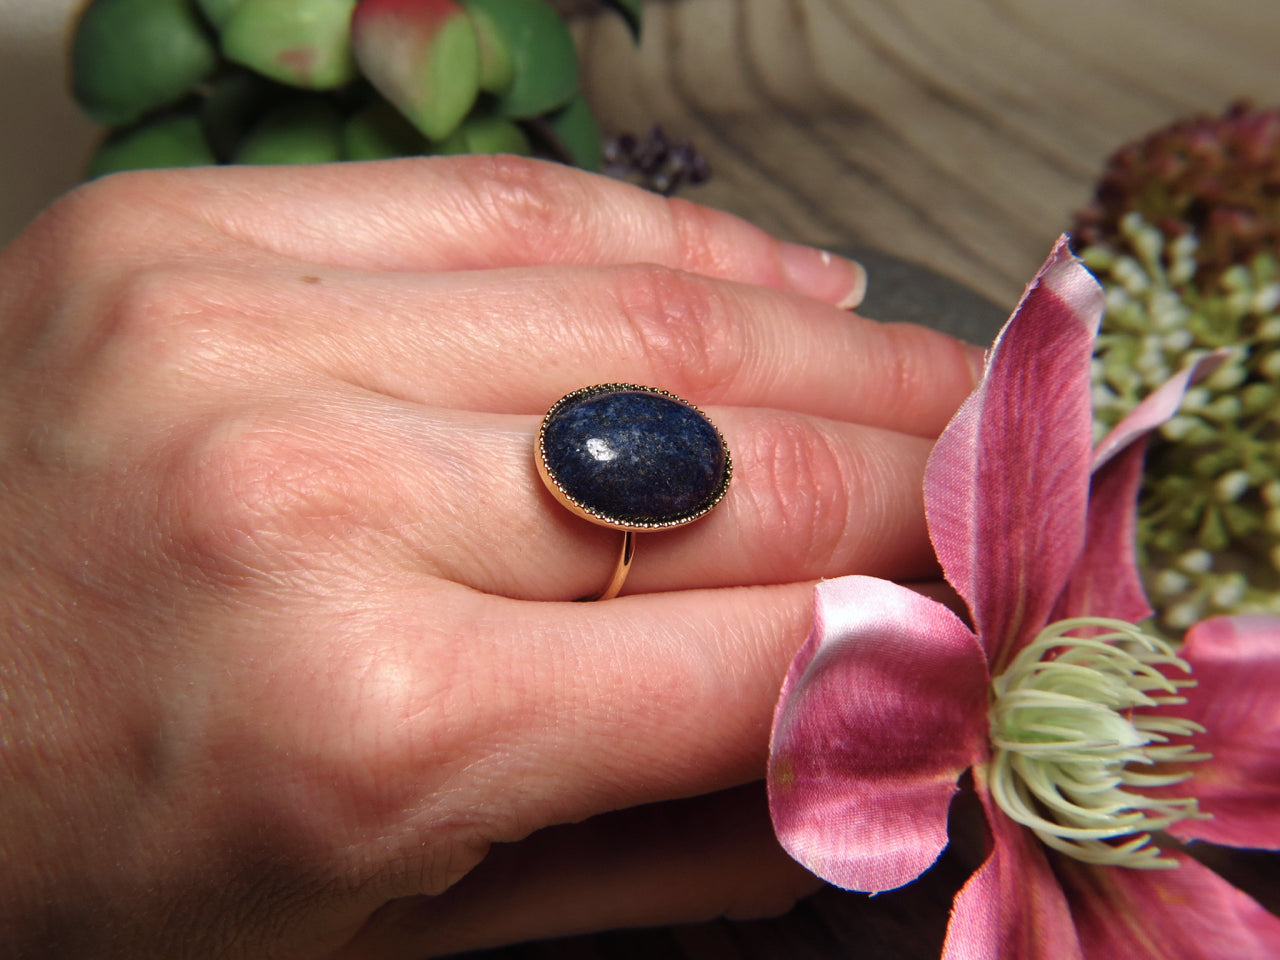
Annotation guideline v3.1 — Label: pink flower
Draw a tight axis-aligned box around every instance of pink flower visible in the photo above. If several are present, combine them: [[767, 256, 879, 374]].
[[768, 237, 1280, 958]]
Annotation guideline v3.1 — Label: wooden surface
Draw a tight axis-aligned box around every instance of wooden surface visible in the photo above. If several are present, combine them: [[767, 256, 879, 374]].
[[574, 0, 1280, 308]]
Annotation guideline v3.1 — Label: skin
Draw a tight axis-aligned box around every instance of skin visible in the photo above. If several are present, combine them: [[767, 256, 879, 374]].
[[0, 155, 983, 959]]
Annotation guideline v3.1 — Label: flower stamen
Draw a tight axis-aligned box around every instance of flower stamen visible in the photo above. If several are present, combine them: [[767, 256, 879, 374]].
[[988, 617, 1211, 868]]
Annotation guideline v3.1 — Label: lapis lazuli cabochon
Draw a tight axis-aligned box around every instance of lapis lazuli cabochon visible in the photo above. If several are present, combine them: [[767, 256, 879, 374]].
[[538, 385, 731, 529]]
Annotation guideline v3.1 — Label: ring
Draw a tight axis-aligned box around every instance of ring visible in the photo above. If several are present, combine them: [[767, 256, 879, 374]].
[[536, 384, 733, 601]]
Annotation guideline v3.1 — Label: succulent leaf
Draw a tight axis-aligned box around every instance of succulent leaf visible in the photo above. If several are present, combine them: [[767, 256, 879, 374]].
[[456, 114, 532, 155], [459, 1, 515, 94], [460, 0, 578, 119], [429, 111, 529, 157], [201, 68, 277, 161], [221, 0, 358, 90], [351, 0, 481, 142], [86, 110, 216, 178], [195, 0, 246, 29], [233, 96, 346, 164], [544, 93, 602, 171], [342, 98, 430, 160], [72, 0, 219, 128]]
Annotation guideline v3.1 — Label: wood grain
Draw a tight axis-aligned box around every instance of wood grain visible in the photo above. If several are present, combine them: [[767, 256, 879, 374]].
[[574, 0, 1280, 306]]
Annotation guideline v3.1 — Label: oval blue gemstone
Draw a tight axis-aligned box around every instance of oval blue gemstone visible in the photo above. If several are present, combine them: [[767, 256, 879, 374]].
[[539, 386, 730, 529]]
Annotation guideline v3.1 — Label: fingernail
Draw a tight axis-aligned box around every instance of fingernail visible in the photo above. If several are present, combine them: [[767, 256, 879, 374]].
[[778, 242, 867, 309], [965, 343, 990, 385]]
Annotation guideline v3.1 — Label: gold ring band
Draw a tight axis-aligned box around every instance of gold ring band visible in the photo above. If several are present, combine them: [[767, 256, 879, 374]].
[[593, 530, 635, 602]]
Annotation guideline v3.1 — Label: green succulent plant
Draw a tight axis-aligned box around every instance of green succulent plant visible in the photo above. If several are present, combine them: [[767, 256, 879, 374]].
[[70, 0, 640, 176]]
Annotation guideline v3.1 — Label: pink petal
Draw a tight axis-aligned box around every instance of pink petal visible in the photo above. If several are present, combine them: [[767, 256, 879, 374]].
[[942, 784, 1083, 960], [1057, 353, 1229, 624], [1056, 352, 1233, 634], [768, 577, 989, 893], [1055, 849, 1280, 959], [926, 237, 1104, 673], [1052, 435, 1152, 624], [1164, 616, 1280, 850]]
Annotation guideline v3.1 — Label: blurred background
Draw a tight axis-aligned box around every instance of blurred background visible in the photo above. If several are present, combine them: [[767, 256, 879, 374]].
[[6, 0, 1280, 308], [0, 0, 99, 245]]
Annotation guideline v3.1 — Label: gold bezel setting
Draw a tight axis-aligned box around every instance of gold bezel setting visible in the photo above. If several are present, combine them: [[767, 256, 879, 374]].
[[536, 383, 732, 533]]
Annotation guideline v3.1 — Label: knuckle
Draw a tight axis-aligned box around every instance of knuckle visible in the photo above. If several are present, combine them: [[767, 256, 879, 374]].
[[100, 264, 219, 348], [43, 172, 142, 232], [84, 265, 249, 390], [163, 415, 372, 581], [448, 155, 590, 259], [33, 173, 167, 263], [733, 415, 852, 578], [6, 178, 248, 392], [7, 266, 245, 458], [872, 321, 976, 435], [881, 322, 938, 402], [665, 195, 736, 275], [610, 263, 745, 399]]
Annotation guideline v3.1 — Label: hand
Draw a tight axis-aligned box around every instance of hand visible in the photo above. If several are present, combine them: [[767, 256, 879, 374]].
[[0, 156, 981, 959]]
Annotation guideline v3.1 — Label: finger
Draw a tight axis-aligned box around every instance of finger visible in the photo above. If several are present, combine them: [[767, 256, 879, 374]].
[[165, 393, 938, 599], [154, 259, 979, 436], [409, 583, 807, 831], [535, 406, 939, 599], [535, 404, 935, 598], [343, 785, 818, 959], [200, 582, 816, 916], [263, 581, 815, 891], [72, 157, 867, 307]]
